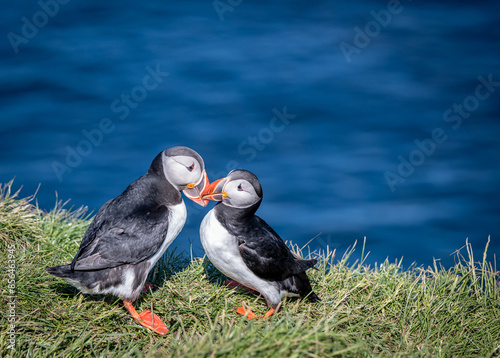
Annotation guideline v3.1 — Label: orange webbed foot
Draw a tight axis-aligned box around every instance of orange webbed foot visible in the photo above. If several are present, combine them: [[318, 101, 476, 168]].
[[124, 301, 169, 335], [236, 306, 257, 319], [260, 307, 276, 319], [236, 306, 276, 320]]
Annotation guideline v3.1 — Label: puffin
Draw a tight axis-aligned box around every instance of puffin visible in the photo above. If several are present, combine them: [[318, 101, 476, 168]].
[[46, 146, 210, 334], [200, 169, 320, 319]]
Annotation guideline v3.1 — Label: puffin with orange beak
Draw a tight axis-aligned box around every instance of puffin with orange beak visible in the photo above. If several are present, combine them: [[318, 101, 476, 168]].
[[200, 169, 320, 320], [47, 146, 210, 334]]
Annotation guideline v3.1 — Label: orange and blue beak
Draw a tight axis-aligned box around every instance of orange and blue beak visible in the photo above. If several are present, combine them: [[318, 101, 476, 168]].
[[183, 170, 210, 206], [201, 177, 229, 202]]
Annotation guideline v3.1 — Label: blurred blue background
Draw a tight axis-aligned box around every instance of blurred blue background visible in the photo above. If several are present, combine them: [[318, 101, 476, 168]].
[[1, 0, 499, 268]]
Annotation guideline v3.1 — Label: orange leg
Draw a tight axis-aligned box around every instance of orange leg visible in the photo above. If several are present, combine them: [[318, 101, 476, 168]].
[[123, 301, 169, 335], [261, 307, 276, 319], [235, 306, 276, 320]]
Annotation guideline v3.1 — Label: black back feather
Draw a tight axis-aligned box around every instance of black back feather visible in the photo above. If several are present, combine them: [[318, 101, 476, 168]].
[[215, 203, 320, 301]]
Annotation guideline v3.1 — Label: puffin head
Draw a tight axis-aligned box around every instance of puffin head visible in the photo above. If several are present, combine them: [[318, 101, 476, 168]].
[[202, 169, 262, 209], [161, 146, 210, 206]]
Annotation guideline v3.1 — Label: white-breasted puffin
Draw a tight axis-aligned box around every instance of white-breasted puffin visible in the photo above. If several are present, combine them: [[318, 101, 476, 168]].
[[200, 169, 320, 319], [46, 146, 210, 334]]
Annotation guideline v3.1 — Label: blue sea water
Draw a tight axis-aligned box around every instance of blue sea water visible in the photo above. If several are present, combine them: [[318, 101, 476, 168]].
[[1, 0, 499, 268]]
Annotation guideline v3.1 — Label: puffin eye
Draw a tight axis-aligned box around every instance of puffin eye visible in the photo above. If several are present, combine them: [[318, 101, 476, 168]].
[[237, 183, 243, 191], [187, 163, 195, 172]]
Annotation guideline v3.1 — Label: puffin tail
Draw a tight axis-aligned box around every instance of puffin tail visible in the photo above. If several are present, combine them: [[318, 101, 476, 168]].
[[46, 264, 73, 279], [303, 258, 318, 269], [306, 290, 321, 303], [292, 258, 318, 275], [280, 271, 321, 302]]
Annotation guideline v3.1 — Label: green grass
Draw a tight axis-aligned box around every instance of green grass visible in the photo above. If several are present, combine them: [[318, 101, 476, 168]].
[[1, 181, 499, 357]]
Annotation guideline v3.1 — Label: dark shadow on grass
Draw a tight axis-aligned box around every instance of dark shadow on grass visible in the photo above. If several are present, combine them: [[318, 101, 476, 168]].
[[50, 282, 124, 304], [147, 245, 192, 288], [50, 282, 80, 297], [50, 284, 165, 309], [202, 257, 229, 285]]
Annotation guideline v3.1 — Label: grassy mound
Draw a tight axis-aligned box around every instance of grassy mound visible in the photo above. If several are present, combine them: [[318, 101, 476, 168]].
[[0, 182, 499, 357]]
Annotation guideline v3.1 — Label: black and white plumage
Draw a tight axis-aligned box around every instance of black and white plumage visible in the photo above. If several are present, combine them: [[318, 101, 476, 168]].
[[46, 146, 209, 333], [200, 170, 320, 315]]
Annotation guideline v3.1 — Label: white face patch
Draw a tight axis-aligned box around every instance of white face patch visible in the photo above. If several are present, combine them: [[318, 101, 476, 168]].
[[223, 179, 260, 208], [162, 155, 203, 189]]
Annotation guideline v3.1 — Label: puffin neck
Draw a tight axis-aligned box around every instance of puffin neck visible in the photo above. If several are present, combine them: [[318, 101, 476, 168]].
[[148, 152, 165, 177], [216, 199, 261, 223], [146, 152, 182, 202]]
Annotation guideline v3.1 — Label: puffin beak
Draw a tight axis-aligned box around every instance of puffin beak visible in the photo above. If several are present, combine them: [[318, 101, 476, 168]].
[[202, 177, 229, 202], [183, 170, 210, 206]]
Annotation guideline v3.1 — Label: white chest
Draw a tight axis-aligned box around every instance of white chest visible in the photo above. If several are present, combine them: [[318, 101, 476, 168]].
[[200, 209, 239, 265], [199, 209, 280, 302], [148, 201, 187, 267]]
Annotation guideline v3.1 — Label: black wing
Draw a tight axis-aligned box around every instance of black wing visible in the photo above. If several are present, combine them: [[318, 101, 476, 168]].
[[238, 216, 317, 281], [70, 191, 172, 271]]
